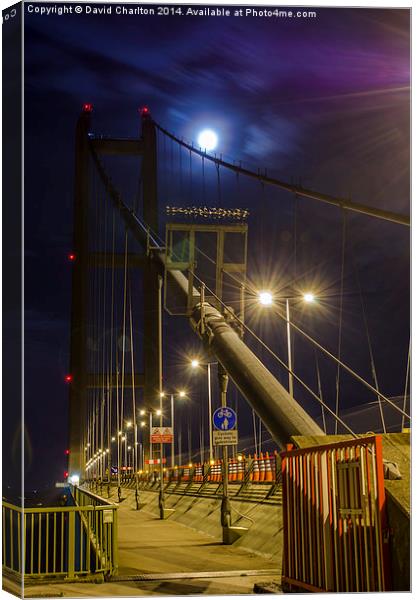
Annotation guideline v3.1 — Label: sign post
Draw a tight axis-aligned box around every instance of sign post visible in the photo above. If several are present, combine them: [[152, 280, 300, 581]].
[[215, 366, 236, 537]]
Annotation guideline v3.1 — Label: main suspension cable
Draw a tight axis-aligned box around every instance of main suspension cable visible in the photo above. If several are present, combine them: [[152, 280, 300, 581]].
[[155, 122, 409, 227]]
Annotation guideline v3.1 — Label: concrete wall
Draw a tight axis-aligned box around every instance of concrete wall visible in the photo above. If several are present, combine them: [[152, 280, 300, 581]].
[[121, 488, 284, 565]]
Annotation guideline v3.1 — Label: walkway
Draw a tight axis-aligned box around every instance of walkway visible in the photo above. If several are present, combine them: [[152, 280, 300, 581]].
[[17, 488, 280, 597]]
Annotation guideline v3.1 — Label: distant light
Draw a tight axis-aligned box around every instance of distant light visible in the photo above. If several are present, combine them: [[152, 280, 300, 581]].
[[198, 129, 218, 152], [126, 420, 132, 428], [140, 421, 146, 427], [160, 392, 165, 398], [64, 471, 69, 479], [188, 463, 193, 468], [65, 449, 70, 455], [258, 291, 273, 306], [111, 436, 116, 442], [82, 103, 93, 113], [68, 253, 76, 262], [69, 474, 79, 486], [303, 292, 315, 303], [140, 106, 151, 118], [191, 359, 199, 368], [156, 409, 162, 416], [237, 454, 243, 462], [179, 390, 186, 398], [121, 436, 126, 442], [139, 409, 146, 416], [64, 374, 73, 383], [106, 448, 109, 453], [118, 431, 122, 436], [128, 446, 132, 451]]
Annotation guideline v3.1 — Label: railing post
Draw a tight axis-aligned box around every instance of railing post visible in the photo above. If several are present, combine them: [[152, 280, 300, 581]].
[[67, 511, 76, 578], [112, 508, 119, 575]]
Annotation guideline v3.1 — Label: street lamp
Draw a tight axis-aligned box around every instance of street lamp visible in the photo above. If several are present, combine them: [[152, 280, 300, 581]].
[[258, 290, 316, 398], [258, 291, 273, 306], [191, 359, 217, 462], [165, 390, 188, 467]]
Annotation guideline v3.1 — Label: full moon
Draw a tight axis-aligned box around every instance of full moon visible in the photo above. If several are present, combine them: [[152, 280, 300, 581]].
[[198, 129, 218, 151]]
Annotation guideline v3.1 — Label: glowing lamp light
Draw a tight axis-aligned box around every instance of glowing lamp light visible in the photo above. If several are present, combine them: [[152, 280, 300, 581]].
[[68, 253, 76, 262], [191, 359, 199, 368], [258, 291, 273, 306], [179, 390, 186, 398], [82, 103, 93, 113], [303, 292, 315, 303], [64, 374, 73, 383], [69, 474, 80, 486], [65, 449, 70, 455], [139, 409, 146, 416], [156, 409, 162, 416], [198, 129, 218, 152]]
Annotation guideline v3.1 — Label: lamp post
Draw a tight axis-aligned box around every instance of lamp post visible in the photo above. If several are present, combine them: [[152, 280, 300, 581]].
[[191, 360, 216, 462], [164, 390, 187, 468], [258, 290, 316, 398]]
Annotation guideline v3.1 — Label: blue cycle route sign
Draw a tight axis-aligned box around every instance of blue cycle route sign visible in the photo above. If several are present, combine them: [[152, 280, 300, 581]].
[[213, 407, 237, 431]]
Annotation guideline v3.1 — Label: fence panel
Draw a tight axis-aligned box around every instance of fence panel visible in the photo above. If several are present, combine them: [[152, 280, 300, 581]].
[[281, 435, 391, 592], [2, 487, 118, 581]]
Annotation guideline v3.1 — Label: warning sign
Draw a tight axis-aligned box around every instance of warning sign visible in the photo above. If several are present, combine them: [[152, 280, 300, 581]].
[[151, 426, 173, 444], [213, 430, 238, 446]]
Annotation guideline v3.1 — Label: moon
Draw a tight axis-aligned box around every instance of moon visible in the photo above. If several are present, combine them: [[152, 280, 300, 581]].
[[198, 129, 218, 151]]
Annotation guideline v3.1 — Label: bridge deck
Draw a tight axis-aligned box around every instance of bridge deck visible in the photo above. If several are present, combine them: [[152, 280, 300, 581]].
[[16, 487, 280, 597]]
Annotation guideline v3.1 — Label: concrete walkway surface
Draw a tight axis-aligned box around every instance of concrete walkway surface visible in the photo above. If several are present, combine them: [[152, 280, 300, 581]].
[[15, 488, 281, 597]]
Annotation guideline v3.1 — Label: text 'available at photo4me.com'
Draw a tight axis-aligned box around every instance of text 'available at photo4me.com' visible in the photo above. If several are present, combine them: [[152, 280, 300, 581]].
[[23, 3, 318, 19]]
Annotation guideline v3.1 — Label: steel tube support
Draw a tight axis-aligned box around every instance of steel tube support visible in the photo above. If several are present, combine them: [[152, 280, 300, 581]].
[[191, 304, 323, 447]]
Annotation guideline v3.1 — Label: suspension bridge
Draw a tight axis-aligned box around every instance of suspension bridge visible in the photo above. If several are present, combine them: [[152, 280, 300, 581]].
[[3, 104, 410, 595]]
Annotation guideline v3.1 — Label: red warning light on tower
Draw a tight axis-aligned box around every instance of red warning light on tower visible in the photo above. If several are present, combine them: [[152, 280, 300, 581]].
[[64, 374, 73, 384], [140, 106, 151, 118], [64, 471, 69, 479], [68, 253, 76, 262], [65, 449, 70, 455], [82, 103, 93, 113]]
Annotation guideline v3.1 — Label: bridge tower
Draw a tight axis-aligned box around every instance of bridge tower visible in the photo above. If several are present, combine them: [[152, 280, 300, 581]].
[[68, 106, 160, 476]]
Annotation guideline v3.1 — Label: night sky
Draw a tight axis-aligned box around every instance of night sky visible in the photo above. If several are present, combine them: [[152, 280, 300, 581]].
[[18, 3, 410, 491]]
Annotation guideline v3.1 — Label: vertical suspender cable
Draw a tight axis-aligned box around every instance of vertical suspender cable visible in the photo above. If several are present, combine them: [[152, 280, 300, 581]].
[[120, 230, 129, 469], [354, 256, 386, 433], [335, 210, 347, 434], [128, 282, 140, 508], [109, 209, 116, 494], [315, 349, 327, 433]]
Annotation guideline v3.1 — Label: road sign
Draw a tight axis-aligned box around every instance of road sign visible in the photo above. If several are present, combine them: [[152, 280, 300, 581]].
[[151, 426, 173, 444], [213, 430, 238, 446], [213, 407, 237, 431]]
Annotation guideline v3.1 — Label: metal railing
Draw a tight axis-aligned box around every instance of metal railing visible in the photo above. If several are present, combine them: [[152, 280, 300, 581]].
[[281, 435, 391, 593], [2, 486, 118, 580]]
